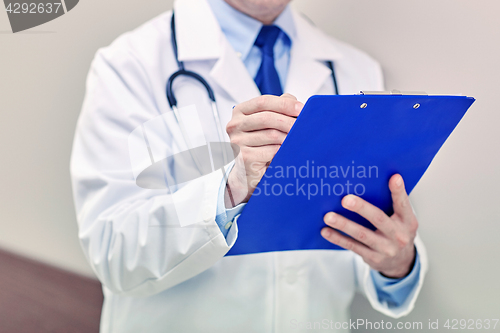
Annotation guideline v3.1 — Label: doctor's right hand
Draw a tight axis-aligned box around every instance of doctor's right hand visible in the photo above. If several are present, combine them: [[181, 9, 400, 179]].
[[225, 94, 304, 208]]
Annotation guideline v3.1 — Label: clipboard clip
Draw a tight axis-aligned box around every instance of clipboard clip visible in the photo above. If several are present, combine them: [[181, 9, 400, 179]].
[[360, 90, 428, 96]]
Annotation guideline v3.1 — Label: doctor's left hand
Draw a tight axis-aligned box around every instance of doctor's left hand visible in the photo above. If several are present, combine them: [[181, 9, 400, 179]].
[[321, 174, 417, 279]]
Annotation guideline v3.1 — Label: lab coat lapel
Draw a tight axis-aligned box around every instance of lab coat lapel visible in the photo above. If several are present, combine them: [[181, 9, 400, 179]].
[[174, 0, 260, 105], [209, 40, 261, 104], [174, 0, 343, 104], [173, 0, 221, 61], [285, 49, 331, 103], [285, 11, 343, 102]]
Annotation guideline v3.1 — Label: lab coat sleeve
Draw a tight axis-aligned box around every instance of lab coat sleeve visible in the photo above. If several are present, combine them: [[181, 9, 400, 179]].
[[70, 43, 238, 298], [214, 161, 246, 237], [354, 233, 428, 318]]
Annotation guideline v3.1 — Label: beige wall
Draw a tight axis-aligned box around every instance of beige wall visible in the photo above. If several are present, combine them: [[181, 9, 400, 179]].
[[1, 0, 499, 328], [0, 0, 174, 276]]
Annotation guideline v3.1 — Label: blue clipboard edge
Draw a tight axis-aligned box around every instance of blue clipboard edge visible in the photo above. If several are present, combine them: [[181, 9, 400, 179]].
[[226, 94, 475, 256]]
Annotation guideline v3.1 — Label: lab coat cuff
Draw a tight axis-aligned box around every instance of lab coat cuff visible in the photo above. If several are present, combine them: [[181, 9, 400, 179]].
[[215, 161, 244, 238], [170, 167, 224, 228], [225, 213, 240, 248]]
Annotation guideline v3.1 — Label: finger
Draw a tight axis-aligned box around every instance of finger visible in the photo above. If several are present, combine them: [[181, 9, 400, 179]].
[[321, 227, 375, 259], [280, 94, 305, 115], [341, 195, 395, 235], [323, 212, 387, 252], [389, 174, 414, 220], [240, 111, 296, 133], [242, 145, 281, 163], [233, 129, 287, 147], [280, 93, 297, 100], [237, 95, 302, 117]]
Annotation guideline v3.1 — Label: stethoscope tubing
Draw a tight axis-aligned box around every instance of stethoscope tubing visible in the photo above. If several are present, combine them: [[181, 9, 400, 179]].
[[166, 11, 338, 140], [165, 11, 338, 204]]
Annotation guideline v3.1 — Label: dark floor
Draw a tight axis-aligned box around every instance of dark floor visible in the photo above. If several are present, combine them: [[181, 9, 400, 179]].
[[0, 250, 103, 333]]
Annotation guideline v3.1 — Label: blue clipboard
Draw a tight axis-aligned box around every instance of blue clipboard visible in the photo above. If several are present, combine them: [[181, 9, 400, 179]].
[[226, 93, 475, 256]]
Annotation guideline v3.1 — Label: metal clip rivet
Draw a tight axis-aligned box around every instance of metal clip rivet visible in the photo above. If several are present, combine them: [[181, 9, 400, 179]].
[[413, 103, 420, 109], [360, 103, 368, 109]]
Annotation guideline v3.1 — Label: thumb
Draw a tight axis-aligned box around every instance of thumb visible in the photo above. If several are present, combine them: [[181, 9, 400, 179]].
[[281, 93, 304, 117]]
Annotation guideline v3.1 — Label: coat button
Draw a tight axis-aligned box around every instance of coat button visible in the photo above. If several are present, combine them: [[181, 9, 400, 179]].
[[286, 269, 298, 284]]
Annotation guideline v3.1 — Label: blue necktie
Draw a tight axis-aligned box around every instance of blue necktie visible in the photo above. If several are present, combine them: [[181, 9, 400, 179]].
[[254, 25, 283, 96]]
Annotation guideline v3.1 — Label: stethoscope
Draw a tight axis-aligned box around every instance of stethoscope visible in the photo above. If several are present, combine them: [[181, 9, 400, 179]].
[[166, 12, 339, 143], [164, 12, 338, 204]]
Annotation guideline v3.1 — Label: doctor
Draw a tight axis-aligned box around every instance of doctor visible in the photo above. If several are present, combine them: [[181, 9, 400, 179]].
[[71, 0, 428, 332]]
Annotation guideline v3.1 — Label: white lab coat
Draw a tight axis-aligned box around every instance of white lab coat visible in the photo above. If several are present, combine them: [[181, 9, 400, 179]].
[[71, 0, 428, 331]]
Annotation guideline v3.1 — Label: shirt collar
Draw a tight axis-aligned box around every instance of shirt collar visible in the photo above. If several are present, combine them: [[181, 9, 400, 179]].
[[206, 0, 296, 60]]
